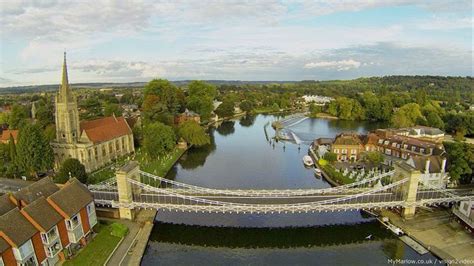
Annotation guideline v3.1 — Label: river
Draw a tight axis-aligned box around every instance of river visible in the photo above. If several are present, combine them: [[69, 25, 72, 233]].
[[141, 114, 442, 265]]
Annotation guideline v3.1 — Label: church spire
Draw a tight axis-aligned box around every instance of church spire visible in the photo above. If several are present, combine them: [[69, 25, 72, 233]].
[[62, 51, 69, 88], [59, 51, 73, 102]]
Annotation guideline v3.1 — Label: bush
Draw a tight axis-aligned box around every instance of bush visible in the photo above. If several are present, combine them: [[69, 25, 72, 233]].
[[110, 222, 128, 238]]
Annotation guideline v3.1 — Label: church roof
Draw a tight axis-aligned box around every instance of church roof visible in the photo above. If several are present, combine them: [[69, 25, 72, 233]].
[[80, 116, 132, 144]]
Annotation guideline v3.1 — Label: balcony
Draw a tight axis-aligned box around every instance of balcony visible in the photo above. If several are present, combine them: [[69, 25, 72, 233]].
[[67, 224, 84, 244], [44, 239, 62, 258], [41, 227, 59, 246]]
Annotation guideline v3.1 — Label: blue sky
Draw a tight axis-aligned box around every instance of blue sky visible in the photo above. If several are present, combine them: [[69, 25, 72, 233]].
[[0, 0, 472, 86]]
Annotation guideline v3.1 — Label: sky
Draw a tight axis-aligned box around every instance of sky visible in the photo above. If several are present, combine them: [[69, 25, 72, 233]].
[[0, 0, 472, 87]]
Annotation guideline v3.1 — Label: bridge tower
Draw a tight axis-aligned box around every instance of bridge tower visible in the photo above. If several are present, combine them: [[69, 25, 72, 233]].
[[393, 162, 421, 219], [116, 161, 140, 220]]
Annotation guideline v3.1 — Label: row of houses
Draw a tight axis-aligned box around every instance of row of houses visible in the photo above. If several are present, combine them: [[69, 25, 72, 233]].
[[0, 178, 97, 266], [313, 126, 449, 188]]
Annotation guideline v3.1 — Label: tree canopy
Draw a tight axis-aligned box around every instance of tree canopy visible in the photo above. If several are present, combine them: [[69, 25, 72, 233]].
[[142, 122, 176, 159], [178, 121, 210, 147], [55, 158, 87, 184]]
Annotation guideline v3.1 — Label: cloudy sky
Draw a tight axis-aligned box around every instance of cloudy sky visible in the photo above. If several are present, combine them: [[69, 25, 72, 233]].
[[0, 0, 472, 86]]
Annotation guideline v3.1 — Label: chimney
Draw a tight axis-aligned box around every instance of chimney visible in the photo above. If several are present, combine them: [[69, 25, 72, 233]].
[[441, 158, 447, 173], [425, 159, 430, 173]]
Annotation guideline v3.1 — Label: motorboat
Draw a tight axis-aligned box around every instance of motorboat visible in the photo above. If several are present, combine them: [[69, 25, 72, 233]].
[[314, 168, 322, 177], [303, 155, 314, 167]]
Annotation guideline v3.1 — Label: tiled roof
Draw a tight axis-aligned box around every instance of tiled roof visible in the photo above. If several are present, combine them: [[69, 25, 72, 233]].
[[0, 237, 10, 253], [333, 133, 362, 146], [410, 155, 444, 173], [0, 129, 18, 142], [48, 178, 93, 218], [21, 197, 63, 232], [80, 116, 131, 144], [0, 208, 37, 247], [0, 195, 15, 216], [14, 177, 59, 205]]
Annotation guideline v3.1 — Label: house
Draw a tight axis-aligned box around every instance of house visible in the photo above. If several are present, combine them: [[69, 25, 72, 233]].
[[406, 155, 448, 188], [301, 95, 334, 105], [175, 109, 201, 125], [0, 178, 97, 266], [0, 130, 18, 144], [331, 133, 365, 162]]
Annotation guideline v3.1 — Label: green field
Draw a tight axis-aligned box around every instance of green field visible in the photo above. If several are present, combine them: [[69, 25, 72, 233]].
[[136, 147, 186, 177]]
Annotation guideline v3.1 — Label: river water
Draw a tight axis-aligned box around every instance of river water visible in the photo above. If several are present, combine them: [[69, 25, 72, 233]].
[[142, 115, 442, 265]]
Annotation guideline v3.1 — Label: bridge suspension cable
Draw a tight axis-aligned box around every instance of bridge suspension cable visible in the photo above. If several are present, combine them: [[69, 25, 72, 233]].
[[138, 170, 395, 197]]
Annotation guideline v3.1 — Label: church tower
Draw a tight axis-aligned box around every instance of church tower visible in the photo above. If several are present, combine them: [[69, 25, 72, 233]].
[[55, 52, 80, 143]]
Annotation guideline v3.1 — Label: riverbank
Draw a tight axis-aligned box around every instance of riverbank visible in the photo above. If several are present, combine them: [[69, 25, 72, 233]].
[[380, 209, 474, 265]]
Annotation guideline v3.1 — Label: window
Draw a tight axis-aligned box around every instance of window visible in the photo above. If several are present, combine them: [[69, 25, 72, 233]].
[[351, 149, 356, 154], [333, 149, 339, 154], [391, 142, 397, 147], [87, 203, 95, 216], [411, 146, 416, 151], [341, 149, 347, 154], [420, 148, 425, 153], [66, 215, 80, 230], [403, 144, 408, 149]]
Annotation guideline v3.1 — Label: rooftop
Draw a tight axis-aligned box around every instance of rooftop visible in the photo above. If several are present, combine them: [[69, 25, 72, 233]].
[[0, 208, 37, 247], [14, 177, 59, 205], [48, 178, 93, 218], [21, 197, 63, 232], [80, 116, 132, 144]]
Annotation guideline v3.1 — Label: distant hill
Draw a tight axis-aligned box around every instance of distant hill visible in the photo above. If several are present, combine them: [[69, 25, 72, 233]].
[[1, 76, 472, 94], [0, 80, 296, 94]]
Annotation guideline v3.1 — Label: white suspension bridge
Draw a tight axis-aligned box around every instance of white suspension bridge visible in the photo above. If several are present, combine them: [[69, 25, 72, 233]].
[[89, 161, 473, 220]]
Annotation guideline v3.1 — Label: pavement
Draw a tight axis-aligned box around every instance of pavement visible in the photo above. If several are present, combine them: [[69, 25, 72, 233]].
[[381, 209, 474, 266], [105, 209, 157, 266]]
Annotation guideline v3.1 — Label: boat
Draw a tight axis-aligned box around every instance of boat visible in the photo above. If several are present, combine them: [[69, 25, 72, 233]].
[[314, 168, 322, 177], [303, 155, 314, 167], [378, 217, 405, 236]]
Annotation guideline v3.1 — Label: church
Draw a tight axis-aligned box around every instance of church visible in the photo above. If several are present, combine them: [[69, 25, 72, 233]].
[[51, 53, 135, 172]]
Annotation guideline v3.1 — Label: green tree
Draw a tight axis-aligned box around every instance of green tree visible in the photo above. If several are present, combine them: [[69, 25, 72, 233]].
[[178, 121, 210, 147], [35, 100, 54, 129], [323, 152, 337, 163], [15, 124, 54, 178], [239, 100, 254, 113], [8, 104, 29, 129], [187, 81, 217, 121], [444, 142, 473, 183], [55, 158, 87, 184], [142, 122, 176, 159], [215, 100, 235, 118], [104, 103, 123, 117], [144, 79, 181, 114], [391, 103, 423, 128], [8, 135, 16, 162], [363, 151, 384, 165]]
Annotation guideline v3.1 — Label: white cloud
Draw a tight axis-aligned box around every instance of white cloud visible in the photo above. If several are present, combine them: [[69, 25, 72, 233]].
[[418, 17, 473, 30], [304, 59, 362, 71]]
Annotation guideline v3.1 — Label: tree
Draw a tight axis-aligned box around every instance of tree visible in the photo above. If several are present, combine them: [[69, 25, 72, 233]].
[[15, 124, 54, 178], [239, 100, 254, 113], [444, 142, 473, 183], [55, 158, 87, 184], [8, 104, 29, 129], [215, 99, 235, 118], [187, 81, 217, 121], [391, 103, 423, 128], [178, 121, 210, 147], [142, 122, 176, 159], [363, 151, 383, 165], [8, 135, 16, 162], [35, 101, 54, 129], [104, 103, 123, 117], [323, 152, 337, 163], [144, 79, 181, 114]]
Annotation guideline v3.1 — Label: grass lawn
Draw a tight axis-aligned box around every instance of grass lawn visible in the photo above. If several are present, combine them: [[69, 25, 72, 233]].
[[320, 164, 354, 185], [64, 222, 126, 266], [87, 167, 115, 184], [136, 147, 186, 177]]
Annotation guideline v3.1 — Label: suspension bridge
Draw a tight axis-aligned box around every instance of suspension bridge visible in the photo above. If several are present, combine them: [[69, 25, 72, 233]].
[[89, 161, 473, 220]]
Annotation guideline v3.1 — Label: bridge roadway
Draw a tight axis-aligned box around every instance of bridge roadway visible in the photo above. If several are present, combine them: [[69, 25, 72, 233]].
[[91, 189, 470, 206]]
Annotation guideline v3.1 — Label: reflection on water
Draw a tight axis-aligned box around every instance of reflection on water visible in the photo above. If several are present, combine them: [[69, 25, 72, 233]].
[[143, 115, 442, 265]]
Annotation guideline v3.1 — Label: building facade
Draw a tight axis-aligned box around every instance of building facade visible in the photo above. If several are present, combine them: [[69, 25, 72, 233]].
[[0, 178, 97, 266], [331, 133, 365, 162], [50, 53, 134, 172]]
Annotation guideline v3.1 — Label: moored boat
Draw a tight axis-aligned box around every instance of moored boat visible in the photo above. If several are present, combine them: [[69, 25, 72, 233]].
[[303, 155, 314, 167], [314, 168, 322, 177]]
